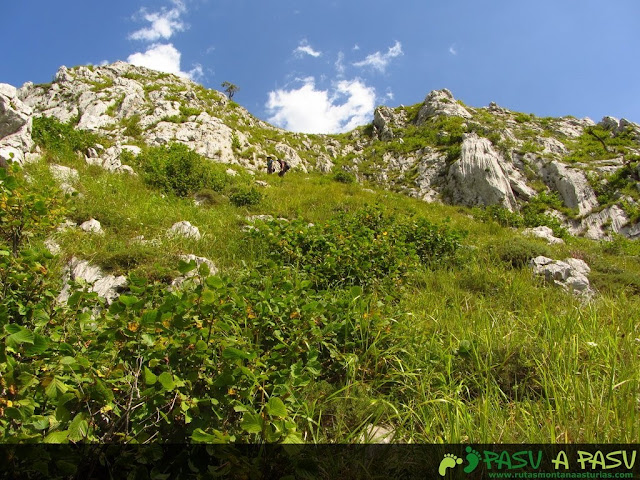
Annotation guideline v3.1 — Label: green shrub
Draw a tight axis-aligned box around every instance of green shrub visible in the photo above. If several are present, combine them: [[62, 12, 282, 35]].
[[333, 171, 356, 184], [490, 237, 552, 269], [229, 186, 262, 207], [248, 204, 464, 289], [136, 143, 228, 197]]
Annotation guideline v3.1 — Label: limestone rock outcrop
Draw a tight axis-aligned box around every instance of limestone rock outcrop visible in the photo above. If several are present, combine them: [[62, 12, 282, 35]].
[[539, 161, 598, 215], [446, 133, 518, 210], [416, 89, 472, 124], [0, 83, 34, 165]]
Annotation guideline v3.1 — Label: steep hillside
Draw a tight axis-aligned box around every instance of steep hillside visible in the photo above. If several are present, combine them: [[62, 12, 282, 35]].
[[1, 63, 640, 451], [2, 63, 640, 242]]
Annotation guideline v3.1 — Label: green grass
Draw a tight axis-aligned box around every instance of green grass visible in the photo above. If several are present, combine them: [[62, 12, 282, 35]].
[[16, 154, 640, 443]]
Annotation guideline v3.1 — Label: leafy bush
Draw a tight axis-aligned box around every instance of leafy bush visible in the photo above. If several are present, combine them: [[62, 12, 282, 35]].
[[136, 143, 228, 197], [490, 237, 552, 269], [248, 205, 464, 289], [333, 171, 356, 184], [229, 186, 262, 207], [0, 166, 65, 255], [0, 258, 398, 445]]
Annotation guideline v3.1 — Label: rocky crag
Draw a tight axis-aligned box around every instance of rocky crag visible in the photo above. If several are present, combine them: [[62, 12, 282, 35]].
[[2, 62, 640, 240]]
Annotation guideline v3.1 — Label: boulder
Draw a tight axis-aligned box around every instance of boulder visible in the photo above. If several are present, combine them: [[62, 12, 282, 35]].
[[618, 118, 640, 142], [358, 424, 395, 444], [0, 87, 31, 138], [80, 218, 104, 234], [598, 116, 620, 131], [168, 221, 201, 240], [523, 226, 564, 245], [315, 153, 334, 173], [576, 205, 629, 240], [446, 133, 517, 210], [275, 143, 307, 173], [554, 117, 594, 138], [530, 256, 593, 297], [58, 257, 128, 306]]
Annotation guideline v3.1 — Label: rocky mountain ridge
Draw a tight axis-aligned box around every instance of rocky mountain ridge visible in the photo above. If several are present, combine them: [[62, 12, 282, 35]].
[[1, 62, 640, 240]]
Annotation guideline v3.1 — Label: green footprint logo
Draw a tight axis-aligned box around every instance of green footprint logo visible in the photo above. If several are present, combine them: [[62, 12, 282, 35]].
[[464, 446, 482, 474], [438, 453, 463, 476]]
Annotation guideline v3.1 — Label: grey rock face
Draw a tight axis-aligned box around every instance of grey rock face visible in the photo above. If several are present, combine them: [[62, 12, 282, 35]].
[[373, 106, 404, 140], [416, 89, 472, 124], [554, 116, 595, 138], [540, 161, 598, 215], [446, 133, 517, 210], [0, 86, 30, 138], [575, 205, 629, 240], [275, 143, 307, 172], [530, 256, 593, 297], [0, 83, 34, 165], [315, 154, 334, 173]]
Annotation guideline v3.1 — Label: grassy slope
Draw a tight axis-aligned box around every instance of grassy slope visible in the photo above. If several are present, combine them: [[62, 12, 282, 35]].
[[20, 150, 640, 443]]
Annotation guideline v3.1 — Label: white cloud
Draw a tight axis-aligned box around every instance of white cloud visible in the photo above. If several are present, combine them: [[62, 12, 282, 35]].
[[127, 43, 200, 81], [294, 40, 322, 58], [129, 0, 187, 42], [266, 77, 376, 134], [353, 41, 403, 73], [335, 52, 345, 75], [449, 44, 458, 55]]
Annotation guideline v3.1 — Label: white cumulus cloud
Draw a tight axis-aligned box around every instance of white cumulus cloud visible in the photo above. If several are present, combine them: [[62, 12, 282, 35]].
[[266, 77, 376, 134], [353, 41, 403, 73], [129, 0, 187, 42], [127, 43, 202, 81], [294, 40, 322, 58], [449, 44, 458, 55]]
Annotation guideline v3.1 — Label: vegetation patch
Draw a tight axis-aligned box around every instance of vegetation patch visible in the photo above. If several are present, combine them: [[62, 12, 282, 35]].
[[32, 116, 107, 163], [133, 143, 230, 197], [248, 204, 465, 290]]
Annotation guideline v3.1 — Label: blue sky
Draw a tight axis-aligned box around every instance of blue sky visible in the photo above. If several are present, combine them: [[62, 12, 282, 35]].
[[2, 0, 639, 133]]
